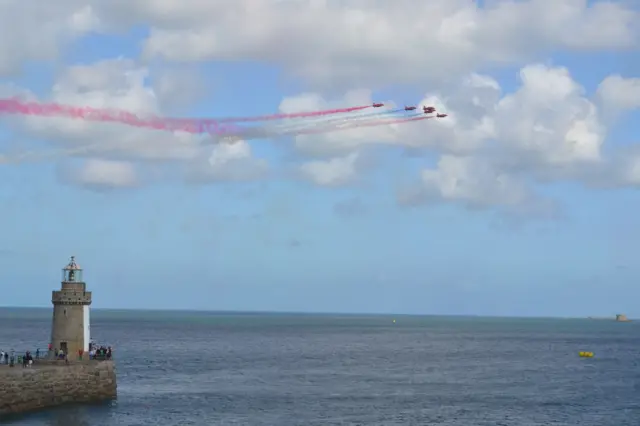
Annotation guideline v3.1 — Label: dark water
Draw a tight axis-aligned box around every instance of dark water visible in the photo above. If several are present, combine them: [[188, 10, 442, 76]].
[[1, 308, 639, 425]]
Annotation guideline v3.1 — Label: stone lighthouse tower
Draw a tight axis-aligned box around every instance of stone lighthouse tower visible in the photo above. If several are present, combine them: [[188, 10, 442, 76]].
[[50, 256, 91, 356]]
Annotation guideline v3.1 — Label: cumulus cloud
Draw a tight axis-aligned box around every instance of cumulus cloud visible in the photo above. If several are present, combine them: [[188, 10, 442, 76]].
[[58, 158, 138, 190], [415, 155, 559, 219], [4, 58, 268, 185], [299, 152, 361, 187], [14, 58, 198, 160], [150, 67, 210, 111], [279, 64, 605, 168], [6, 1, 634, 87], [491, 64, 604, 167], [186, 140, 269, 183], [0, 2, 101, 76], [0, 0, 638, 221], [126, 0, 638, 88], [277, 62, 620, 216], [597, 75, 640, 114]]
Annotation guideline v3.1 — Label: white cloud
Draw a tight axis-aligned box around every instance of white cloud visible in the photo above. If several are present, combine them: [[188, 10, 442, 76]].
[[597, 75, 640, 113], [117, 0, 639, 87], [150, 67, 209, 111], [280, 63, 607, 169], [275, 63, 614, 215], [279, 90, 402, 157], [191, 140, 269, 182], [0, 2, 101, 76], [4, 58, 268, 186], [0, 0, 638, 220], [1, 1, 637, 87], [60, 158, 138, 190], [1, 56, 626, 215], [299, 152, 360, 187], [14, 59, 187, 159], [492, 64, 604, 167], [416, 155, 558, 219], [422, 155, 528, 207]]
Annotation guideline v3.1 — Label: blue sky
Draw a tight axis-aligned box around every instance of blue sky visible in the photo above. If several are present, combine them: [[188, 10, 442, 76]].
[[0, 1, 638, 317]]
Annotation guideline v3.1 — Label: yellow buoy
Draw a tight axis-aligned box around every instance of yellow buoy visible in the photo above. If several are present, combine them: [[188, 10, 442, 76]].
[[579, 351, 594, 358]]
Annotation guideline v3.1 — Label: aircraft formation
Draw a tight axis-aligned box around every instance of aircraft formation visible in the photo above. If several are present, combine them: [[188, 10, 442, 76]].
[[0, 98, 447, 149]]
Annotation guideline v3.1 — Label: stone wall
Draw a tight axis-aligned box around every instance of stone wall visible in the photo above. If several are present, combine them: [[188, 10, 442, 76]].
[[0, 360, 117, 418], [51, 303, 87, 356]]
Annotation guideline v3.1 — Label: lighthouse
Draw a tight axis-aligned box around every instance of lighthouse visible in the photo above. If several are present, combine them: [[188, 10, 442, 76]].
[[50, 256, 92, 356]]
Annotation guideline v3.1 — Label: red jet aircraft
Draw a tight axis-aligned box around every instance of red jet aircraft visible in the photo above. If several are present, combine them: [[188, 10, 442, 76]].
[[372, 103, 384, 107], [436, 113, 447, 118], [423, 106, 436, 113], [404, 106, 416, 111]]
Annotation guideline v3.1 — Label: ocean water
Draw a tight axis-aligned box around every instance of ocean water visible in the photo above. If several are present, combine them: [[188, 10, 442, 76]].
[[0, 308, 639, 425]]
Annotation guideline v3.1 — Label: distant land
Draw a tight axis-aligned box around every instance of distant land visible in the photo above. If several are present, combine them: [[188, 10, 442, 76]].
[[587, 314, 632, 322]]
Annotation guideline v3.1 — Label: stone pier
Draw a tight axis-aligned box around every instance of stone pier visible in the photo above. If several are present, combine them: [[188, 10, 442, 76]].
[[0, 256, 117, 418], [0, 360, 117, 418]]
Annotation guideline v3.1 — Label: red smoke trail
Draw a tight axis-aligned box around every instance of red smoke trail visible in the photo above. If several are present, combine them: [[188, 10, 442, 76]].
[[207, 105, 371, 122], [0, 98, 208, 133], [0, 98, 371, 135], [0, 114, 440, 163]]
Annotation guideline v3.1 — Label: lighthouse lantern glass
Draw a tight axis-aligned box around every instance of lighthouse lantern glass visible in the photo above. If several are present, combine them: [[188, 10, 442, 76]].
[[62, 268, 83, 282]]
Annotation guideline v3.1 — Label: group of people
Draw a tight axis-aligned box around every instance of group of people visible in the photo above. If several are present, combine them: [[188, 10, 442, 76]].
[[90, 345, 113, 360], [0, 345, 114, 366], [0, 350, 37, 367], [48, 344, 113, 361]]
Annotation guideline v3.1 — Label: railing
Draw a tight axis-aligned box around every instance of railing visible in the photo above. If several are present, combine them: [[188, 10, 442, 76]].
[[47, 350, 114, 361], [0, 348, 114, 366], [0, 349, 46, 364]]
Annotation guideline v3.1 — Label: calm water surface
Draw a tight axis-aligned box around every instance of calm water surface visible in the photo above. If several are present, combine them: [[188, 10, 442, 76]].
[[1, 308, 639, 425]]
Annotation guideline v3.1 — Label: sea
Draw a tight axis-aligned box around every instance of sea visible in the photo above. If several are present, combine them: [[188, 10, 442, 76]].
[[0, 308, 639, 426]]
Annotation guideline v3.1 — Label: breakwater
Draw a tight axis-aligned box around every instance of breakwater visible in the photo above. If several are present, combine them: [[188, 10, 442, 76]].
[[0, 360, 117, 418]]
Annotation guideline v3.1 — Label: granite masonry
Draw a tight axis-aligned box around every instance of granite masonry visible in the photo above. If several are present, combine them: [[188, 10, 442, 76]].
[[0, 360, 117, 417]]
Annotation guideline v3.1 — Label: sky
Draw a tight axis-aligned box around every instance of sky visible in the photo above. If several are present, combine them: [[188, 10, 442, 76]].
[[0, 0, 639, 317]]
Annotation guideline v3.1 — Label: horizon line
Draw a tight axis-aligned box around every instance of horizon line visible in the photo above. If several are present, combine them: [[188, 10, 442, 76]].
[[0, 306, 629, 320]]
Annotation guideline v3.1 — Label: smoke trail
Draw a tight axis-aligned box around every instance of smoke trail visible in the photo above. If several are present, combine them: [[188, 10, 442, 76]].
[[287, 107, 405, 129], [0, 98, 373, 135], [199, 105, 371, 123], [0, 115, 440, 164], [243, 108, 406, 136], [1, 113, 437, 162], [0, 141, 119, 164], [288, 114, 433, 136], [0, 97, 446, 163], [264, 111, 425, 137], [230, 113, 434, 141]]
